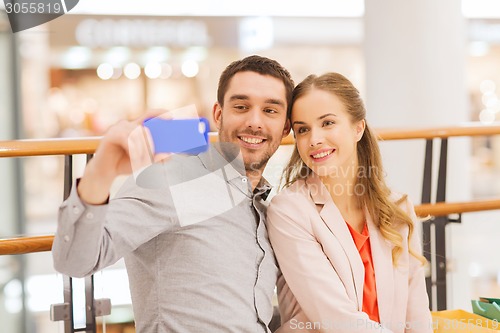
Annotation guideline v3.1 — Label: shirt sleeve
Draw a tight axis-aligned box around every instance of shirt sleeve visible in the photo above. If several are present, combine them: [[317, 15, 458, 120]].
[[52, 176, 178, 278], [267, 192, 393, 333]]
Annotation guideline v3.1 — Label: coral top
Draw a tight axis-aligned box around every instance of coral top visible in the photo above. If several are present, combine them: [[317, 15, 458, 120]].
[[346, 222, 380, 323]]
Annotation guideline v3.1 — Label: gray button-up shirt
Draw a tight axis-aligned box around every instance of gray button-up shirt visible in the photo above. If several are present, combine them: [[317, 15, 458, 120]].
[[52, 143, 279, 333]]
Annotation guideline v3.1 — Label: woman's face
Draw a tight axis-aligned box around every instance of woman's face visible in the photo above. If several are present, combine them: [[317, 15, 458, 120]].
[[291, 88, 365, 178]]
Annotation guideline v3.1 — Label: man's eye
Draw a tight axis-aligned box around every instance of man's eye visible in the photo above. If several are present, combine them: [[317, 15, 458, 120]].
[[234, 105, 248, 110], [264, 108, 278, 114]]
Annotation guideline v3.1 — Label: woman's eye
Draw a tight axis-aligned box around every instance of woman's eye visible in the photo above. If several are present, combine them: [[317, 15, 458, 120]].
[[323, 120, 335, 127], [296, 127, 309, 134]]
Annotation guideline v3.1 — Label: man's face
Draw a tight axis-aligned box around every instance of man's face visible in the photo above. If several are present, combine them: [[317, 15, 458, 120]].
[[213, 71, 290, 173]]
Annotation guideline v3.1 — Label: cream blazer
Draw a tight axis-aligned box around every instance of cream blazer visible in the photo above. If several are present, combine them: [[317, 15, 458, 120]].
[[266, 174, 432, 333]]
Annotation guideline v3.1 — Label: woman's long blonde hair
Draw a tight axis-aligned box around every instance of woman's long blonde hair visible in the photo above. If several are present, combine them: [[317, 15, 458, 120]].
[[283, 73, 425, 266]]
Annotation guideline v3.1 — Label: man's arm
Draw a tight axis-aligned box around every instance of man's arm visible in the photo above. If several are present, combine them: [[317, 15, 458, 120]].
[[52, 111, 170, 277]]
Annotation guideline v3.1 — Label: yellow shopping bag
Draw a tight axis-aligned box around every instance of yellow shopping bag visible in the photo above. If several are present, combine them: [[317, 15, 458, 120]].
[[432, 309, 500, 333]]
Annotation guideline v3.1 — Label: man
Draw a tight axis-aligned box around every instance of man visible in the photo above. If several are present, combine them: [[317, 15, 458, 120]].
[[52, 55, 294, 332]]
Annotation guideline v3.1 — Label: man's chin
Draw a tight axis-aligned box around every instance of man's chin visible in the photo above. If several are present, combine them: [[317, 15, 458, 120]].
[[243, 157, 270, 173]]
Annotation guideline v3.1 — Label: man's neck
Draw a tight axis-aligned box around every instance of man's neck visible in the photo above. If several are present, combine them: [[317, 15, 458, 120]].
[[246, 169, 263, 191]]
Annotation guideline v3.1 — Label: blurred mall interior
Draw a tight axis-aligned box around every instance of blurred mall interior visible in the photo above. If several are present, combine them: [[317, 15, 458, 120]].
[[1, 0, 500, 332]]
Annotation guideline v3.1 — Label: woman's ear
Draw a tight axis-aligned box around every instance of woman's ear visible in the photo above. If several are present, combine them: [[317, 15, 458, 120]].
[[355, 119, 366, 142]]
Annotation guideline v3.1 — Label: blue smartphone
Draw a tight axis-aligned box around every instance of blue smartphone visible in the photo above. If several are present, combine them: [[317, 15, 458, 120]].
[[143, 117, 209, 155]]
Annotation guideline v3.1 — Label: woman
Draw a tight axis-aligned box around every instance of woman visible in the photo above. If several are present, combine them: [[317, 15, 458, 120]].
[[266, 73, 432, 333]]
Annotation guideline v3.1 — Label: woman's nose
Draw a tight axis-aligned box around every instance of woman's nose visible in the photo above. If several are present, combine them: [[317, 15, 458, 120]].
[[309, 129, 323, 147]]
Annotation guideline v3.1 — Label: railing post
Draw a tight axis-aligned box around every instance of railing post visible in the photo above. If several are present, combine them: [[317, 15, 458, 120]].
[[434, 138, 448, 310], [421, 139, 433, 309], [422, 137, 453, 311]]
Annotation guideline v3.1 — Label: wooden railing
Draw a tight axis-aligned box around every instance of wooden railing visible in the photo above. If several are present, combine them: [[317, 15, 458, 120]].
[[0, 235, 54, 255], [1, 197, 500, 256], [1, 123, 500, 256], [415, 198, 500, 217]]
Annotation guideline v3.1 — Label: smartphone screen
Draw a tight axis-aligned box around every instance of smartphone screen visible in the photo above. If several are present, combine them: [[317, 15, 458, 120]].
[[143, 117, 209, 155]]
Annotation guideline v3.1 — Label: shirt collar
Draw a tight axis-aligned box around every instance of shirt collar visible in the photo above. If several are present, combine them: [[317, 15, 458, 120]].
[[197, 143, 245, 181], [254, 177, 272, 201], [198, 143, 273, 201]]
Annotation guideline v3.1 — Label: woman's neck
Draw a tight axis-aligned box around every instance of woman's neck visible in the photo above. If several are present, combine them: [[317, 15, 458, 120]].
[[320, 163, 365, 232]]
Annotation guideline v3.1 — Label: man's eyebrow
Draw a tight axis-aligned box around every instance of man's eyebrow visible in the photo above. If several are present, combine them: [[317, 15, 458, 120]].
[[265, 98, 286, 108], [228, 94, 249, 102], [227, 95, 285, 108]]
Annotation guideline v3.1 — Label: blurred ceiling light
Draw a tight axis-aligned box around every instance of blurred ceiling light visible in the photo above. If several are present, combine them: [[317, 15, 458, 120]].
[[111, 66, 123, 80], [3, 279, 22, 314], [480, 80, 496, 94], [468, 41, 490, 57], [124, 63, 141, 79], [239, 16, 274, 52], [462, 0, 500, 18], [142, 47, 171, 65], [479, 109, 496, 124], [34, 0, 500, 18], [468, 262, 483, 277], [482, 92, 498, 108], [181, 60, 199, 78], [69, 0, 364, 17], [183, 46, 208, 62], [145, 62, 162, 79], [160, 63, 173, 79], [97, 63, 114, 80], [61, 46, 92, 69], [104, 47, 131, 67]]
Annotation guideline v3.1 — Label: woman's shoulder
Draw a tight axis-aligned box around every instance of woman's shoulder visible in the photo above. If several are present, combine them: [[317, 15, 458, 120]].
[[267, 179, 315, 230], [270, 178, 310, 204], [267, 179, 315, 219]]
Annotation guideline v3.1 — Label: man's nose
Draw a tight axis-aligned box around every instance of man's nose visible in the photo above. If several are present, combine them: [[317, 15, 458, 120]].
[[245, 109, 264, 130]]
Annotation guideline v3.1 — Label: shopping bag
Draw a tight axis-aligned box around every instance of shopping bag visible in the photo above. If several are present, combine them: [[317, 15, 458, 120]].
[[472, 298, 500, 322], [432, 309, 500, 332]]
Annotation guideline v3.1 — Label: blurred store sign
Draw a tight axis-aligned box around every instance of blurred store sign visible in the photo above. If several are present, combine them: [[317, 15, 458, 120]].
[[49, 15, 241, 48], [75, 18, 210, 48], [48, 15, 362, 49]]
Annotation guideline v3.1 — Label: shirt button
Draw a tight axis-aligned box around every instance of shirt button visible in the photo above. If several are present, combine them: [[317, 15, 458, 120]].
[[86, 212, 94, 219], [63, 235, 70, 242], [73, 207, 80, 214], [242, 178, 248, 183]]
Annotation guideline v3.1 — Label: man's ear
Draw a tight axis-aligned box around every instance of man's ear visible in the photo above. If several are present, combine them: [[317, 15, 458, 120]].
[[355, 119, 366, 142], [282, 118, 291, 138], [212, 102, 222, 130]]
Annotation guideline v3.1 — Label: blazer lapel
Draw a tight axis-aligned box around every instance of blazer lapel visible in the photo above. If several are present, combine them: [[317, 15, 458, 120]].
[[366, 210, 394, 325], [306, 175, 365, 310]]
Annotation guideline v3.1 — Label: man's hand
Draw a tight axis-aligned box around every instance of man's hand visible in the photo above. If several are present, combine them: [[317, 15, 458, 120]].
[[77, 110, 170, 205]]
